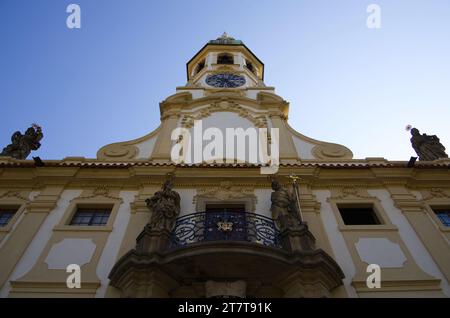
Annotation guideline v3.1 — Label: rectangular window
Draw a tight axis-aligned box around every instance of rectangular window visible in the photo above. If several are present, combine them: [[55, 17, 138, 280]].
[[70, 207, 111, 226], [0, 207, 18, 227], [432, 208, 450, 227], [338, 205, 381, 225]]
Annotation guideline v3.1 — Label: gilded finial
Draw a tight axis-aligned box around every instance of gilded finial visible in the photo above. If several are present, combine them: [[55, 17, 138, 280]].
[[289, 173, 300, 184]]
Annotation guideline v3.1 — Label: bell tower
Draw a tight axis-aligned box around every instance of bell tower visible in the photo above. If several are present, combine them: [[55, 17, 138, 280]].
[[181, 33, 268, 95]]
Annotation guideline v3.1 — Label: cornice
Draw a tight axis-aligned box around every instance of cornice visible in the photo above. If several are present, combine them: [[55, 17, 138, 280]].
[[1, 157, 450, 191]]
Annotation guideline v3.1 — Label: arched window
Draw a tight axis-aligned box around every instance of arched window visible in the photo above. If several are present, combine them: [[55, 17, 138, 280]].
[[195, 59, 205, 74], [217, 53, 234, 65], [245, 60, 255, 74]]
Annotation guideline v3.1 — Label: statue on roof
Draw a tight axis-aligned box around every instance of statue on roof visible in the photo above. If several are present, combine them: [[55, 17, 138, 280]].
[[0, 124, 43, 160], [409, 127, 448, 161]]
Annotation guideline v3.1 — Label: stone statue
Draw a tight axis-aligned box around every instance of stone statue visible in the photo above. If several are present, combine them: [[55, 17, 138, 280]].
[[0, 124, 43, 160], [410, 128, 448, 161], [270, 180, 301, 231], [145, 180, 181, 232]]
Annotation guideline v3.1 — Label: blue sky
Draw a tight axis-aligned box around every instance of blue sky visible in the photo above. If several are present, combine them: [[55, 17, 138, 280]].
[[0, 0, 449, 160]]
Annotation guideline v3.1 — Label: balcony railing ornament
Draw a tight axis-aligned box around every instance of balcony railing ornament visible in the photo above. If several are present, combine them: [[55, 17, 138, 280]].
[[171, 211, 281, 248], [217, 221, 233, 232]]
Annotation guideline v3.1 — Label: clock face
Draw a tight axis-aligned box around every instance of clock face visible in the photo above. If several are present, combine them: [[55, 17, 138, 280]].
[[205, 73, 246, 88]]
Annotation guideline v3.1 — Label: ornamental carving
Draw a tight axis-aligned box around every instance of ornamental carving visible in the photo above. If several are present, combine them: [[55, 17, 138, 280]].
[[421, 188, 450, 201], [180, 101, 268, 129], [75, 186, 122, 201], [328, 186, 374, 201], [97, 143, 138, 160], [0, 190, 29, 202], [193, 181, 257, 212], [312, 143, 353, 160]]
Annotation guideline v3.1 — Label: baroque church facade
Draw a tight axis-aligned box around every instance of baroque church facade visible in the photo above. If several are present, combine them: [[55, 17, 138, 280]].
[[0, 34, 449, 298]]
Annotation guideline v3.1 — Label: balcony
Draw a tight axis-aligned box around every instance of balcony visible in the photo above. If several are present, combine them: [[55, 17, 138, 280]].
[[109, 210, 345, 298], [170, 211, 281, 249]]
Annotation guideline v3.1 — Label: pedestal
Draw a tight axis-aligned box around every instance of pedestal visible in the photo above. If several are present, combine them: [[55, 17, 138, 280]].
[[135, 224, 171, 253], [280, 222, 316, 252]]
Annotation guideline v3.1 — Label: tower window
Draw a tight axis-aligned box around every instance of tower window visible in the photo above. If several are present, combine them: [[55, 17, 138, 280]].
[[217, 53, 234, 65], [338, 205, 381, 225], [195, 59, 205, 74], [70, 207, 112, 226], [0, 207, 18, 227], [245, 60, 255, 74], [432, 208, 450, 227]]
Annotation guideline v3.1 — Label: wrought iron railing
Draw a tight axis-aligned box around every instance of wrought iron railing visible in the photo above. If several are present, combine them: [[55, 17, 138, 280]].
[[170, 211, 281, 248]]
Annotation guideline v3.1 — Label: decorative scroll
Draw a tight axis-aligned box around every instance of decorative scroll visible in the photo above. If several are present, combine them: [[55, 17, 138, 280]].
[[312, 143, 353, 160], [97, 143, 138, 160]]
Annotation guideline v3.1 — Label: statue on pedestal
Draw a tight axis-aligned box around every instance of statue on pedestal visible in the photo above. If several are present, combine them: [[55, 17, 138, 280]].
[[270, 180, 301, 231], [0, 124, 43, 159], [410, 128, 448, 161], [146, 180, 181, 232]]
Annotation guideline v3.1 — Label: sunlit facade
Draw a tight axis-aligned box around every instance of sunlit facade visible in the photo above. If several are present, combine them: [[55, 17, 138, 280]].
[[1, 34, 449, 298]]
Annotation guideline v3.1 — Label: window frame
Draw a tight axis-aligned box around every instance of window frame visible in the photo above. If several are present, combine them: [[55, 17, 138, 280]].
[[69, 207, 112, 226], [194, 198, 256, 214], [195, 59, 206, 75], [245, 59, 256, 75], [425, 203, 450, 232], [0, 204, 22, 230], [54, 198, 122, 232], [217, 53, 235, 65], [337, 204, 382, 226], [0, 196, 27, 235], [433, 208, 450, 227], [329, 198, 397, 232]]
